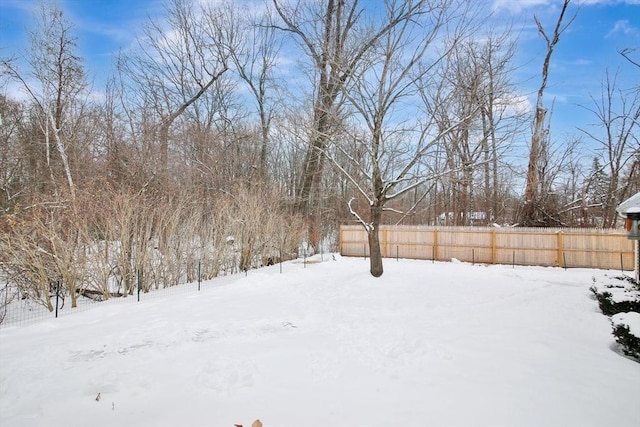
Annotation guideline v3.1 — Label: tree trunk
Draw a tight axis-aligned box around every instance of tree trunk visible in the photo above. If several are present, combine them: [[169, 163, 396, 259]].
[[523, 0, 572, 226], [259, 106, 269, 182], [297, 137, 325, 214], [159, 121, 170, 183], [523, 105, 546, 224], [297, 132, 327, 251], [490, 119, 499, 222], [368, 204, 384, 277]]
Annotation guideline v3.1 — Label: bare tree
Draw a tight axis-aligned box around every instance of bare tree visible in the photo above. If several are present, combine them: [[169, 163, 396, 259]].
[[272, 0, 355, 217], [230, 6, 282, 183], [323, 0, 474, 276], [535, 133, 582, 226], [272, 0, 447, 249], [121, 0, 234, 183], [578, 69, 640, 227], [0, 94, 25, 210], [411, 23, 525, 228], [434, 34, 511, 226], [465, 31, 523, 224], [1, 1, 87, 202], [522, 0, 575, 226], [619, 47, 640, 70]]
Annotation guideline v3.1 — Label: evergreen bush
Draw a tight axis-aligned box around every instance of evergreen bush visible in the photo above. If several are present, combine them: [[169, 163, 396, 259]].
[[612, 323, 640, 360], [592, 291, 640, 316]]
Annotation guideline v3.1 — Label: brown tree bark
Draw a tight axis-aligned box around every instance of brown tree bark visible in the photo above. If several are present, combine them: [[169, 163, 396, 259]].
[[367, 204, 384, 277]]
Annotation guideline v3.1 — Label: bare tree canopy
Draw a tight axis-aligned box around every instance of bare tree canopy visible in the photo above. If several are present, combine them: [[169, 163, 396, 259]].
[[578, 69, 640, 227], [1, 0, 638, 285], [314, 0, 483, 276], [2, 1, 87, 202], [119, 0, 234, 184]]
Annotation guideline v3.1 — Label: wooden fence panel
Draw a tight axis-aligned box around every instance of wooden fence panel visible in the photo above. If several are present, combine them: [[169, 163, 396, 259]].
[[384, 227, 434, 260], [561, 230, 632, 270], [339, 225, 635, 270]]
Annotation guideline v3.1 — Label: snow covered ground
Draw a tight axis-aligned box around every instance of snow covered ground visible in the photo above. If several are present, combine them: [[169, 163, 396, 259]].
[[1, 255, 639, 427]]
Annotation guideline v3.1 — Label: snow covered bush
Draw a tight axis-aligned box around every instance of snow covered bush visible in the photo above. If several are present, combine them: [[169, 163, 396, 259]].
[[590, 275, 640, 316], [611, 312, 640, 360], [591, 275, 640, 362], [593, 291, 640, 316]]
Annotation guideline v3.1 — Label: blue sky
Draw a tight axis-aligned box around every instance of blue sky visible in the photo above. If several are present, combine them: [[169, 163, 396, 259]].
[[1, 0, 639, 150], [501, 0, 640, 141]]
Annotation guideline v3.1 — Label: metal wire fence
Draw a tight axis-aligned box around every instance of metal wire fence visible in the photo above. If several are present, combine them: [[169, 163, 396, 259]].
[[0, 253, 320, 328]]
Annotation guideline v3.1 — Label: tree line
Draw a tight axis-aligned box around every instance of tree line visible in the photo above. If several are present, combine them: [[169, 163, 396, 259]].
[[1, 0, 638, 282]]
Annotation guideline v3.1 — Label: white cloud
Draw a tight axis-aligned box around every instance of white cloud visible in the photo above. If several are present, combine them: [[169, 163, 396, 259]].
[[492, 0, 550, 14], [493, 0, 640, 12], [605, 19, 639, 38], [495, 93, 534, 117], [0, 0, 35, 13], [578, 0, 640, 5], [571, 59, 593, 66]]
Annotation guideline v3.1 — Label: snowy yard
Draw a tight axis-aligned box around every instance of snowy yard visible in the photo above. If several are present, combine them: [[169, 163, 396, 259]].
[[1, 255, 639, 427]]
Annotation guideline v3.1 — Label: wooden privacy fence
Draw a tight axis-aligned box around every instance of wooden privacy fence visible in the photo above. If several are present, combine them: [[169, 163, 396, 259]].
[[339, 225, 635, 271]]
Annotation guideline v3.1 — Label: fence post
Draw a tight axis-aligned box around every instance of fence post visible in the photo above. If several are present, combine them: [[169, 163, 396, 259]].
[[396, 245, 399, 261], [491, 230, 497, 264], [472, 248, 475, 265], [557, 231, 564, 268], [512, 250, 515, 269], [433, 229, 439, 262], [137, 268, 142, 302], [2, 280, 7, 322], [620, 252, 624, 274], [198, 260, 201, 291], [55, 280, 60, 318]]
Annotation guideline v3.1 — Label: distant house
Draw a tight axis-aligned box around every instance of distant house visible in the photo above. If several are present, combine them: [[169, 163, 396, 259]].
[[437, 211, 487, 226], [617, 192, 640, 282]]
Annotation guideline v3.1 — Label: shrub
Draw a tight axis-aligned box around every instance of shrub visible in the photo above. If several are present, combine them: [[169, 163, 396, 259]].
[[593, 291, 640, 316], [590, 276, 640, 316], [611, 313, 640, 361], [591, 276, 640, 363]]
